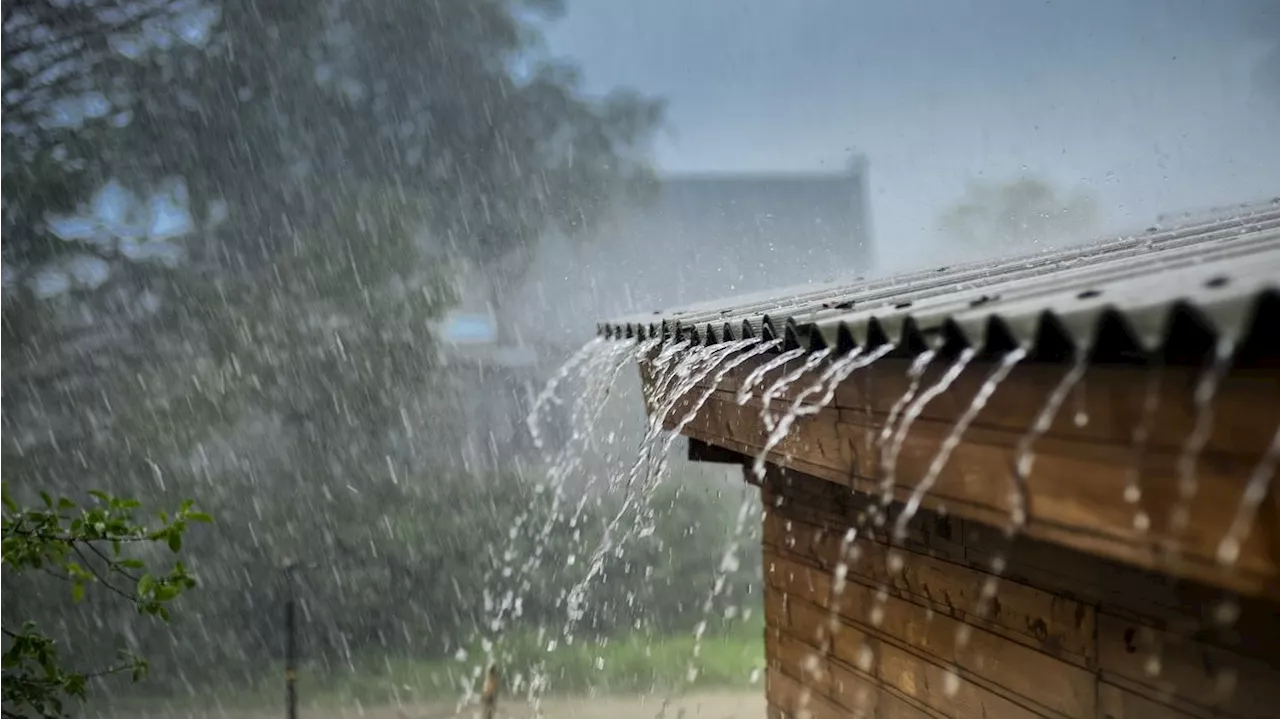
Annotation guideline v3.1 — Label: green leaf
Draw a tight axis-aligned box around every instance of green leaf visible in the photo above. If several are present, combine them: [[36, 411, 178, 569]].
[[57, 497, 76, 510], [167, 531, 182, 553], [88, 490, 110, 503], [40, 491, 53, 507], [137, 574, 156, 597], [72, 582, 85, 603], [119, 558, 145, 570], [186, 511, 213, 523]]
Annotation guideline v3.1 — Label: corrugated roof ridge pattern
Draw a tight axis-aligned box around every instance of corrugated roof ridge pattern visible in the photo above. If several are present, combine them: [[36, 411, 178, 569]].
[[598, 198, 1280, 358]]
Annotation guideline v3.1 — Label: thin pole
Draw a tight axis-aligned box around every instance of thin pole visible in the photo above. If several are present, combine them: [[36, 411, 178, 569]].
[[284, 565, 298, 719], [482, 663, 499, 719]]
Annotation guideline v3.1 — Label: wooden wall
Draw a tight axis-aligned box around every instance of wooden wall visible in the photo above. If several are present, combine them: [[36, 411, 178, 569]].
[[759, 467, 1280, 719]]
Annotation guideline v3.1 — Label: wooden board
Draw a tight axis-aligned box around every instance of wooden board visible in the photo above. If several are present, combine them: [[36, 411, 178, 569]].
[[759, 467, 1280, 719], [673, 382, 1279, 598]]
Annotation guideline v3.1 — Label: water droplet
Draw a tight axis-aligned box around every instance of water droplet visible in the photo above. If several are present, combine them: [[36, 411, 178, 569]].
[[1133, 511, 1151, 532], [1216, 536, 1241, 566], [942, 670, 961, 697], [546, 640, 558, 652], [1144, 655, 1162, 677], [1212, 599, 1241, 627], [748, 667, 762, 684], [980, 577, 999, 600], [856, 644, 874, 671], [869, 605, 884, 627], [803, 653, 822, 678], [1073, 411, 1089, 427], [1124, 484, 1141, 504], [594, 657, 605, 671], [887, 551, 904, 574]]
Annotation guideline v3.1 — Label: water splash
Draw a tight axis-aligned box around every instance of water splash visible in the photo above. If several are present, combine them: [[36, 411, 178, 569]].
[[879, 351, 937, 451], [759, 347, 834, 432], [873, 351, 937, 507], [1009, 346, 1089, 531], [1170, 339, 1234, 534], [881, 348, 977, 508], [480, 337, 640, 703], [752, 345, 896, 482], [526, 337, 606, 450], [639, 339, 764, 492], [735, 347, 808, 405], [1216, 421, 1280, 566], [567, 338, 766, 639], [665, 339, 782, 443], [893, 347, 1027, 542]]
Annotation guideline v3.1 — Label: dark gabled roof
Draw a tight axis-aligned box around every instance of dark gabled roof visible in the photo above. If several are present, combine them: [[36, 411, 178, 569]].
[[597, 198, 1280, 365]]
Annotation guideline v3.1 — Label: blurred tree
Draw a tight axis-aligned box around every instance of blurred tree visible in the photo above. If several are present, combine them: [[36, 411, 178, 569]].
[[3, 0, 672, 695], [937, 176, 1097, 251]]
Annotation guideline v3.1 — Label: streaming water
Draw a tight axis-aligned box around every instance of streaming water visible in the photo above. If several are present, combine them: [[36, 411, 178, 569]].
[[1216, 421, 1280, 566], [526, 336, 607, 450], [566, 338, 770, 645], [483, 336, 642, 710], [1009, 346, 1089, 531], [664, 339, 783, 443], [952, 347, 1092, 655], [892, 347, 1028, 542], [759, 347, 834, 433], [880, 349, 977, 509], [866, 350, 937, 525], [634, 340, 753, 489], [639, 339, 765, 497], [735, 347, 808, 406], [1124, 362, 1164, 534], [1170, 339, 1235, 534], [752, 345, 896, 482]]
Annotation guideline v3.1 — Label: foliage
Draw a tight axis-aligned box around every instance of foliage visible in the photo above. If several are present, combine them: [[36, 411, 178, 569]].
[[937, 175, 1097, 251], [1, 0, 673, 704], [1, 483, 209, 718]]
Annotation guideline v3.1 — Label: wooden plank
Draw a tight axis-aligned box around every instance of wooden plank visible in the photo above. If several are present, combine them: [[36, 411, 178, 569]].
[[677, 388, 1279, 598], [1097, 612, 1280, 719], [963, 521, 1280, 662], [698, 353, 1280, 459], [875, 639, 1045, 719], [1097, 682, 1209, 719], [764, 511, 1096, 666], [772, 632, 832, 697], [826, 659, 941, 719], [766, 553, 1095, 718], [766, 667, 849, 719], [784, 587, 1051, 719], [783, 596, 1044, 716]]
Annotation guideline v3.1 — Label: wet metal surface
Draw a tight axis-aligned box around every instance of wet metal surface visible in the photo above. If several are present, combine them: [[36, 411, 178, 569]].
[[598, 199, 1280, 364]]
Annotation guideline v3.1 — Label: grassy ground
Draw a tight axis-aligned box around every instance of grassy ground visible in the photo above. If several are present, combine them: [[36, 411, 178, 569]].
[[91, 623, 765, 717]]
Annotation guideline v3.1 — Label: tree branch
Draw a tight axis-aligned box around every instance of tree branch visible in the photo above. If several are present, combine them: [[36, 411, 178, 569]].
[[69, 544, 137, 603]]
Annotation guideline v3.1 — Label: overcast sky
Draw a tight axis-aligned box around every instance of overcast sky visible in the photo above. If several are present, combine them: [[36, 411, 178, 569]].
[[544, 0, 1280, 270]]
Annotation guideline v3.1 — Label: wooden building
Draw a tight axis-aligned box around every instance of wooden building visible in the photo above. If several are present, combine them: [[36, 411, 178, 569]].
[[600, 201, 1280, 718]]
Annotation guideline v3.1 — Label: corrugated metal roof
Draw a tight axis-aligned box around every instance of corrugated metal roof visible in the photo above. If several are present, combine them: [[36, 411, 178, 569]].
[[597, 198, 1280, 364]]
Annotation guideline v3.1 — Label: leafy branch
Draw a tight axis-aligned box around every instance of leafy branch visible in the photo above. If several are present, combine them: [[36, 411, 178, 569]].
[[1, 482, 211, 718]]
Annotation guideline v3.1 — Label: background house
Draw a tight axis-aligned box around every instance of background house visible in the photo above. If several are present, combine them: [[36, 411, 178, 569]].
[[434, 155, 877, 466]]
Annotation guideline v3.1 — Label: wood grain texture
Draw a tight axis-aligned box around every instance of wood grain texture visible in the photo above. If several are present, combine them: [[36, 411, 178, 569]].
[[672, 374, 1279, 597], [760, 468, 1280, 719]]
